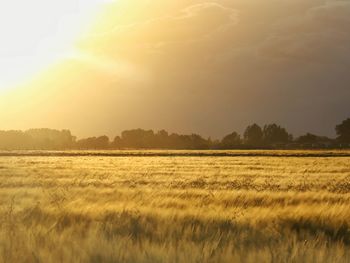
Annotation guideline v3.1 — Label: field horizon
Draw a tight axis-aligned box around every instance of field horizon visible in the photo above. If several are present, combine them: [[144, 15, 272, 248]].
[[1, 149, 350, 158]]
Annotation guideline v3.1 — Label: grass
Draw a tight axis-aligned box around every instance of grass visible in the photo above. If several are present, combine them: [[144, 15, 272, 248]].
[[0, 151, 349, 262]]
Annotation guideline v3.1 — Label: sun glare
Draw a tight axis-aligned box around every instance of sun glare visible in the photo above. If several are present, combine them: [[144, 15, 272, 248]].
[[0, 0, 114, 92]]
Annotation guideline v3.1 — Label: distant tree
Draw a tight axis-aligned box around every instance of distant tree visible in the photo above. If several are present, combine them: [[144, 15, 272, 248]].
[[189, 134, 209, 149], [168, 133, 181, 149], [297, 133, 319, 144], [155, 130, 169, 148], [112, 136, 123, 149], [1, 122, 347, 150], [244, 124, 263, 146], [207, 137, 221, 149], [0, 130, 32, 150], [263, 124, 290, 145], [96, 136, 110, 149], [121, 129, 155, 148], [25, 129, 75, 150], [296, 133, 334, 148], [76, 136, 110, 149], [221, 132, 242, 148], [162, 133, 210, 149], [76, 138, 91, 149], [336, 118, 350, 143]]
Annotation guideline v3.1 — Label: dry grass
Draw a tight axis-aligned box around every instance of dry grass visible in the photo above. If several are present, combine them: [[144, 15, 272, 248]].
[[0, 151, 349, 262]]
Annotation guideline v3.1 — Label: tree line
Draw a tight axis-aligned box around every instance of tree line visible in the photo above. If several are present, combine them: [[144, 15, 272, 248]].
[[0, 118, 349, 150]]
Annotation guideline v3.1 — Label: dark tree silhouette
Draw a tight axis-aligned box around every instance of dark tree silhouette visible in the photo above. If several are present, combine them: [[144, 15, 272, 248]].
[[188, 134, 209, 149], [0, 130, 31, 150], [221, 132, 242, 148], [96, 136, 110, 149], [1, 121, 349, 150], [112, 136, 123, 149], [244, 124, 263, 146], [0, 129, 76, 150], [26, 129, 75, 149], [336, 118, 350, 143], [297, 133, 319, 144], [155, 130, 169, 148], [263, 124, 291, 145], [121, 129, 155, 148], [77, 136, 110, 149], [296, 133, 333, 148]]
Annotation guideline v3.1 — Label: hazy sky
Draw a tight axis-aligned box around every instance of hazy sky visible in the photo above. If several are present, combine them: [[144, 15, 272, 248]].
[[0, 0, 349, 139]]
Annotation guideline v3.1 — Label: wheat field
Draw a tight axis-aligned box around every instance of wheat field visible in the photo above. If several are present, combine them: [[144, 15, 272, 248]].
[[0, 151, 349, 263]]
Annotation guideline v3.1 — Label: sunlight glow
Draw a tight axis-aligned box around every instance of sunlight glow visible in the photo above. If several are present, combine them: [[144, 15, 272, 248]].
[[0, 0, 115, 91]]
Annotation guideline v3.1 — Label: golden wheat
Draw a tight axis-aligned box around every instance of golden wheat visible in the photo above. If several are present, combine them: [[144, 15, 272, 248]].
[[0, 151, 349, 262]]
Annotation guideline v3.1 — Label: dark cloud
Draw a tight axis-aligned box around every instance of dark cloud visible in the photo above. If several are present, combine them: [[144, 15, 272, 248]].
[[2, 0, 349, 138]]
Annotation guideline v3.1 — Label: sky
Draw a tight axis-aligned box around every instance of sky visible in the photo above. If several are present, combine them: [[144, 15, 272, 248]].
[[0, 0, 349, 139]]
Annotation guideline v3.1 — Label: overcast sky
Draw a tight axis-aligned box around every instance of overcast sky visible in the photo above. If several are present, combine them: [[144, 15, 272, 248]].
[[0, 0, 349, 139]]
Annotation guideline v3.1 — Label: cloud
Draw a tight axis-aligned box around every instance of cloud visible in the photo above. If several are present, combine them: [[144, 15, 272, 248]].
[[180, 3, 238, 26], [4, 0, 349, 138], [310, 1, 350, 31], [257, 1, 350, 65], [87, 2, 238, 46], [69, 51, 149, 82]]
